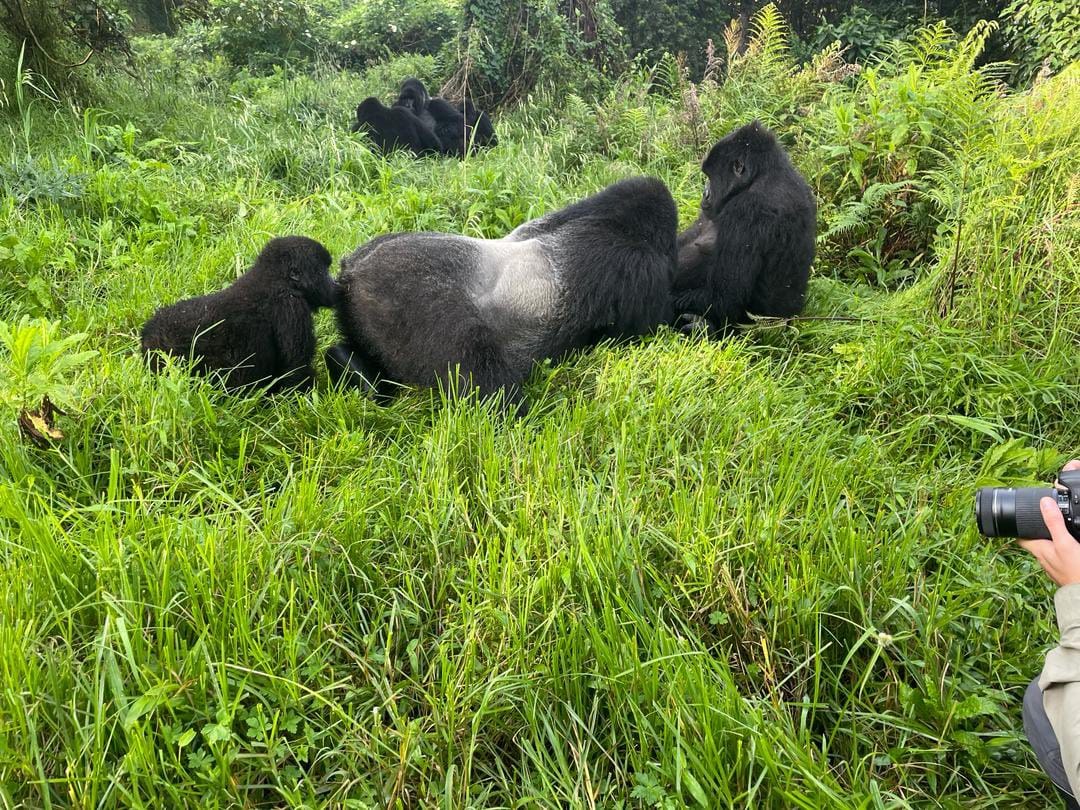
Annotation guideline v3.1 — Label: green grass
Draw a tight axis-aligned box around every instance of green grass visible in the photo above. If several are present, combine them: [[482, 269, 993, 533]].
[[0, 30, 1079, 809]]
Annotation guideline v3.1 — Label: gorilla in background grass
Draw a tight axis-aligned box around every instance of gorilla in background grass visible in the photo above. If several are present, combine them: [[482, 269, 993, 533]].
[[674, 120, 816, 334], [394, 78, 497, 156], [326, 176, 677, 413], [351, 97, 443, 155], [141, 236, 337, 393], [458, 98, 498, 149], [394, 77, 429, 118]]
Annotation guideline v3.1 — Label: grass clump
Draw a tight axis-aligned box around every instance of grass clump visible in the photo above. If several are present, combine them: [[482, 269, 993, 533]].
[[0, 11, 1079, 808]]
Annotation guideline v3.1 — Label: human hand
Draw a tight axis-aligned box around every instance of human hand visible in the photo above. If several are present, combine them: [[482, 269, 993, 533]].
[[1018, 460, 1080, 587]]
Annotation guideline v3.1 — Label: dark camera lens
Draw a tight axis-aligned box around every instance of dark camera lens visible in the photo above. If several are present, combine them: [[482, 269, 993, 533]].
[[975, 487, 1058, 539]]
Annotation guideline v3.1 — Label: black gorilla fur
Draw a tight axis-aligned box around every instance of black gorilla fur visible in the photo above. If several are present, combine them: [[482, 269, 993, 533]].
[[424, 96, 471, 157], [393, 78, 497, 156], [673, 120, 816, 333], [351, 97, 442, 155], [141, 236, 337, 393], [394, 77, 429, 117], [326, 176, 677, 411], [459, 98, 498, 149]]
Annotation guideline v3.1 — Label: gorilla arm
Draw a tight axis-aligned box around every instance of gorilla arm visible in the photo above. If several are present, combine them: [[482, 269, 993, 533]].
[[270, 296, 316, 392], [673, 233, 764, 331], [413, 118, 443, 155], [676, 215, 718, 282]]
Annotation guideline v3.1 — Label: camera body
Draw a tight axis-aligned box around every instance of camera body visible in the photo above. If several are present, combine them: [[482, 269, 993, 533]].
[[975, 469, 1080, 540]]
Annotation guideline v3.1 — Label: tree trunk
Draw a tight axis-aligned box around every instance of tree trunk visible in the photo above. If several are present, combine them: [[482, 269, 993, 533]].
[[737, 0, 753, 54]]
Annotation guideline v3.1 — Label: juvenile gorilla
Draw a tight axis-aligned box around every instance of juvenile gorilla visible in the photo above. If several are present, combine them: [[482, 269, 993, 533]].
[[351, 97, 442, 155], [673, 120, 816, 333], [326, 177, 677, 411], [141, 236, 337, 393], [393, 77, 429, 117]]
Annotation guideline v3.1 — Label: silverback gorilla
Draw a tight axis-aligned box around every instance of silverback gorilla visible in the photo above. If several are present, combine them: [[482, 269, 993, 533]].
[[673, 121, 816, 333], [351, 97, 442, 155], [326, 177, 677, 412], [141, 236, 337, 393]]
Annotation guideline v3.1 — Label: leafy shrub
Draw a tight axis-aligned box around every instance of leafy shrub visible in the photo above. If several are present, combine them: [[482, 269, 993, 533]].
[[0, 156, 87, 207], [450, 0, 625, 104], [801, 22, 1003, 287], [1001, 0, 1080, 83], [0, 0, 132, 99], [609, 0, 733, 79], [803, 7, 915, 64], [0, 316, 96, 414], [202, 0, 321, 69], [329, 0, 458, 69]]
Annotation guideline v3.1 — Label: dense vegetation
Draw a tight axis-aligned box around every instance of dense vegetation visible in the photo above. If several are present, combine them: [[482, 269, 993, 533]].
[[1, 3, 1079, 807]]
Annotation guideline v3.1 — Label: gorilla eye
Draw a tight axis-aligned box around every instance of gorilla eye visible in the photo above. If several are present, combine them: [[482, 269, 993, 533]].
[[733, 159, 745, 176]]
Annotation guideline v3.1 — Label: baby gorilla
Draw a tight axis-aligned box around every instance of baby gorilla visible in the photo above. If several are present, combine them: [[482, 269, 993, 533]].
[[141, 236, 337, 393], [674, 120, 816, 334]]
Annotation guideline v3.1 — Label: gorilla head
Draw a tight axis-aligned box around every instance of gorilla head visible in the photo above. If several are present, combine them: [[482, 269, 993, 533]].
[[351, 97, 442, 155], [394, 78, 430, 117], [673, 120, 816, 333], [257, 236, 338, 309], [141, 236, 337, 393], [699, 121, 780, 217]]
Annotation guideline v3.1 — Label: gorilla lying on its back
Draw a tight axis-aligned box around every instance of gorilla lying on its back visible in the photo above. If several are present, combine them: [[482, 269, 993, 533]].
[[141, 236, 337, 393], [327, 177, 677, 411], [351, 97, 442, 155], [674, 120, 816, 333]]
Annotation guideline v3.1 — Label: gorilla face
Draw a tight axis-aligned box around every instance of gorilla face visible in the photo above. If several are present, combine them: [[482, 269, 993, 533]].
[[700, 120, 775, 217], [394, 78, 430, 117]]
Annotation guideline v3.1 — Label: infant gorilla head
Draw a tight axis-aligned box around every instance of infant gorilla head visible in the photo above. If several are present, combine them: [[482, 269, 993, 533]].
[[141, 236, 337, 393]]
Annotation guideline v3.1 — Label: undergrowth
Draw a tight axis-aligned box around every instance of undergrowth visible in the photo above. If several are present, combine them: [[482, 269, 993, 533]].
[[0, 10, 1078, 808]]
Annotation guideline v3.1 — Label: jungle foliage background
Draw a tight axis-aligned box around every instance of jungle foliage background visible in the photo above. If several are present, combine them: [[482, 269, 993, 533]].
[[0, 0, 1078, 806]]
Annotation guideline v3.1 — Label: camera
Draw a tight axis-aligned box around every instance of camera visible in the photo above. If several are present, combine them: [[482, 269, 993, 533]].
[[975, 469, 1080, 540]]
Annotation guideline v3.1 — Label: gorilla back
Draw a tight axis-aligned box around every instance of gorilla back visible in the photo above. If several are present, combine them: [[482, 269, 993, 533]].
[[329, 177, 676, 409], [351, 97, 441, 155]]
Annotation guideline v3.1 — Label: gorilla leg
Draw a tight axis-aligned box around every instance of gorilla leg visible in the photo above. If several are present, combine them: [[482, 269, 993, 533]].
[[747, 271, 808, 319], [326, 343, 386, 397], [441, 331, 529, 416]]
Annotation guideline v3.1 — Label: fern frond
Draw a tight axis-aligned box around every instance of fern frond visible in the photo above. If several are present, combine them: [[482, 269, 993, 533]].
[[954, 20, 998, 74], [723, 18, 743, 72], [821, 180, 920, 242], [748, 3, 788, 67]]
